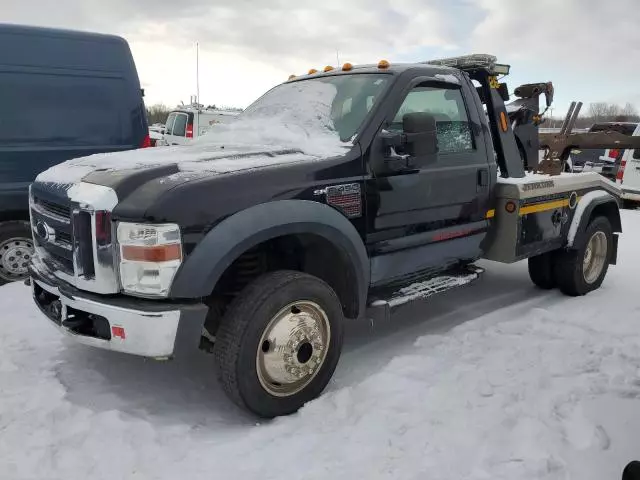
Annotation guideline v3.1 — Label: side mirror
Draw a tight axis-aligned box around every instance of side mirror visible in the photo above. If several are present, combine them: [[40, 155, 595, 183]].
[[403, 112, 438, 157]]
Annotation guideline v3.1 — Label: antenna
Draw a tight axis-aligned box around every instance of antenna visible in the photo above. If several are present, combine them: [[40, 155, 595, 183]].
[[336, 49, 340, 65], [196, 41, 200, 107]]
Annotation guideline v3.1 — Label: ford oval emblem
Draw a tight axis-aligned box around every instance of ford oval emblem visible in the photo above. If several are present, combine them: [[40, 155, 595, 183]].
[[34, 221, 54, 243]]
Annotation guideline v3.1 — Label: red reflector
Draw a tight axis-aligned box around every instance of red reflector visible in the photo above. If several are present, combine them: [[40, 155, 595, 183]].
[[617, 159, 627, 183], [95, 210, 111, 243], [609, 148, 620, 159], [112, 326, 126, 339], [186, 124, 193, 138], [141, 134, 152, 148]]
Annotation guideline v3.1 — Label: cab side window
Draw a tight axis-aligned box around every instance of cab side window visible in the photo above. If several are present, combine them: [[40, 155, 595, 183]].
[[390, 84, 474, 154]]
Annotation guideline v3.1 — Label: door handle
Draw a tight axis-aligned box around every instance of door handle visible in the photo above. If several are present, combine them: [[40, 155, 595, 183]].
[[477, 168, 489, 187]]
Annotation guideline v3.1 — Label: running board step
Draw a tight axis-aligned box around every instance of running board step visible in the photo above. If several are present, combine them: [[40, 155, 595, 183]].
[[368, 264, 484, 312]]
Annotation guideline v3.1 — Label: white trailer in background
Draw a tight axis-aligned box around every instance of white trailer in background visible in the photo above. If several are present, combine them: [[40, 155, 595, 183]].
[[159, 104, 241, 146]]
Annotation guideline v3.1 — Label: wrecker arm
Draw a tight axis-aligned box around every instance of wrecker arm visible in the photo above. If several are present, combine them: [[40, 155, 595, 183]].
[[537, 102, 640, 175]]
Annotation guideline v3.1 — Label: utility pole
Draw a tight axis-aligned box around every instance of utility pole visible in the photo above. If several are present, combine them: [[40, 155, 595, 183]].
[[196, 41, 200, 107]]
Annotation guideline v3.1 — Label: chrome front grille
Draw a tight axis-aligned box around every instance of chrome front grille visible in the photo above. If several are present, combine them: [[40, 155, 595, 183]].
[[29, 182, 120, 294], [34, 197, 72, 220]]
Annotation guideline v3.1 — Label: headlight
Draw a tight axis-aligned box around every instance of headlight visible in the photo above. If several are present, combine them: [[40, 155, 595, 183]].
[[117, 222, 182, 297]]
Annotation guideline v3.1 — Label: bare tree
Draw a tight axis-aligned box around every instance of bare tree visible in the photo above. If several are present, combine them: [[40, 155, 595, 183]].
[[146, 104, 171, 125], [588, 102, 614, 121], [621, 102, 639, 120]]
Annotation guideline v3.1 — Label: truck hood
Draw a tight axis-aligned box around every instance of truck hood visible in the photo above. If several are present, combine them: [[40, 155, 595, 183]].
[[35, 142, 344, 186]]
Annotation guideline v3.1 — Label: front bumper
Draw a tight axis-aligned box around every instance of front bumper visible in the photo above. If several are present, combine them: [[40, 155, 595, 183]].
[[29, 260, 208, 359]]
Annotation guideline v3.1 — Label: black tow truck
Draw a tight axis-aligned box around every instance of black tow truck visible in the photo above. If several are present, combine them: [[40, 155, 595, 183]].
[[28, 54, 622, 417]]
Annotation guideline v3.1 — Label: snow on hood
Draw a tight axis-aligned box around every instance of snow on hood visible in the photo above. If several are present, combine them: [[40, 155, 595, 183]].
[[36, 81, 350, 185]]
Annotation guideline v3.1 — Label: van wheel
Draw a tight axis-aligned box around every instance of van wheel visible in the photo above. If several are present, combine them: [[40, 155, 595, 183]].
[[213, 270, 344, 418], [0, 221, 33, 286], [528, 252, 556, 289], [554, 216, 612, 296]]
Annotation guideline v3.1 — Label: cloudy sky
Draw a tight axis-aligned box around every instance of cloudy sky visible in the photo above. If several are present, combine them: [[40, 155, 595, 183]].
[[5, 0, 640, 115]]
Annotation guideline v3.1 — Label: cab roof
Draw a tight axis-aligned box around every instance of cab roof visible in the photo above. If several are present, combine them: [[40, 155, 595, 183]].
[[287, 54, 508, 83], [289, 62, 458, 82]]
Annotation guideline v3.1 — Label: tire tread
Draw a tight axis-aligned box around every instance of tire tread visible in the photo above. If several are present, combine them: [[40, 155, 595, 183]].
[[213, 270, 342, 416]]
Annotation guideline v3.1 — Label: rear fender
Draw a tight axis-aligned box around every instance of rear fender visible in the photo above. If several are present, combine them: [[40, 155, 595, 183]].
[[170, 200, 370, 316], [567, 190, 622, 263]]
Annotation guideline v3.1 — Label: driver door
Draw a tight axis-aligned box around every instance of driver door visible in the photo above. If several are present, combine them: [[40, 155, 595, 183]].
[[366, 77, 493, 287]]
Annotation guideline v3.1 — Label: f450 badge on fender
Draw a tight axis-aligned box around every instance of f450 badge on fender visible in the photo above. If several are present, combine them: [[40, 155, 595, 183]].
[[314, 183, 362, 218]]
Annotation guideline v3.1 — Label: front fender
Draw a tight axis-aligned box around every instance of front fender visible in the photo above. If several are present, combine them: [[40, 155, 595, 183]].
[[170, 200, 370, 316], [567, 190, 622, 249]]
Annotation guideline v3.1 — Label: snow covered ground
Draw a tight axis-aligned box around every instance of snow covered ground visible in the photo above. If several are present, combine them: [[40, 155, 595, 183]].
[[2, 211, 640, 480]]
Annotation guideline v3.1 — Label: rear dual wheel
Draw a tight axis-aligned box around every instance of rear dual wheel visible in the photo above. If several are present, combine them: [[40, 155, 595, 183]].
[[528, 216, 612, 296], [213, 270, 344, 418]]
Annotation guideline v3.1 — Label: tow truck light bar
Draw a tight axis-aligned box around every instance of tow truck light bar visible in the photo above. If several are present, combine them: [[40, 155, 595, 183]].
[[425, 54, 510, 76]]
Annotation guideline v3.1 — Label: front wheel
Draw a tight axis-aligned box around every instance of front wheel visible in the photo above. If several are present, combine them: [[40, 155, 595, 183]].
[[213, 270, 345, 418], [554, 216, 613, 296]]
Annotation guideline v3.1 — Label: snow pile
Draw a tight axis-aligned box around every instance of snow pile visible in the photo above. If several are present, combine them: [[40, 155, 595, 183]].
[[36, 82, 349, 185], [2, 211, 640, 479]]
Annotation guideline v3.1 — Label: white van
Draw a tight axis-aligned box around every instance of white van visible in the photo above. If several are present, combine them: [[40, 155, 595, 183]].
[[616, 123, 640, 207], [161, 106, 240, 146]]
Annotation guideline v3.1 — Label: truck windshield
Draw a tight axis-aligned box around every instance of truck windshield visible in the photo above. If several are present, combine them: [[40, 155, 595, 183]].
[[241, 74, 391, 142]]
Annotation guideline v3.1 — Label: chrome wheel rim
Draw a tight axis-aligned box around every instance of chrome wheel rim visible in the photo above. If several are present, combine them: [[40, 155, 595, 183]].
[[583, 231, 607, 284], [256, 301, 331, 397], [0, 237, 34, 282]]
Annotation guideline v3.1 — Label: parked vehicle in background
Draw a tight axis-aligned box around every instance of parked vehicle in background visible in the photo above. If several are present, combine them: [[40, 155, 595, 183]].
[[580, 122, 638, 179], [160, 105, 240, 146], [148, 130, 164, 147], [0, 23, 149, 285], [615, 123, 640, 208], [568, 148, 601, 173]]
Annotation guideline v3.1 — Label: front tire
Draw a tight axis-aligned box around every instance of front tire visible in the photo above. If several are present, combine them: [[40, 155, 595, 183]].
[[554, 216, 613, 296], [213, 270, 345, 418], [0, 221, 34, 286]]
